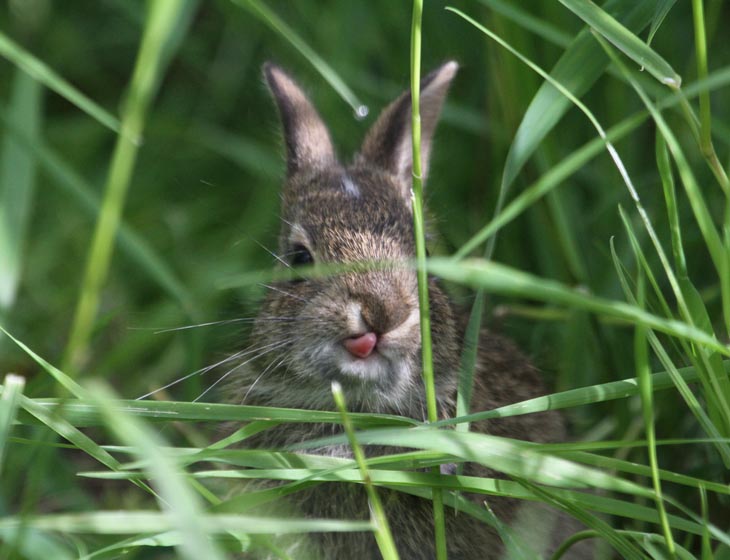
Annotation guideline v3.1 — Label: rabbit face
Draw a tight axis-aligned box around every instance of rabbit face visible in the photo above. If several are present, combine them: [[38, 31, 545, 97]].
[[242, 62, 459, 412]]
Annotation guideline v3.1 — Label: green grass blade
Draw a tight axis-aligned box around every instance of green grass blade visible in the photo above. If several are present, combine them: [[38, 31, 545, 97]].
[[465, 0, 654, 206], [454, 113, 645, 259], [691, 0, 729, 192], [595, 35, 724, 273], [20, 397, 415, 427], [0, 32, 121, 136], [442, 363, 702, 424], [409, 2, 445, 555], [0, 325, 85, 397], [332, 382, 399, 560], [0, 527, 74, 560], [633, 271, 676, 555], [553, 450, 730, 496], [656, 131, 687, 276], [231, 0, 367, 117], [0, 70, 42, 309], [302, 427, 653, 497], [647, 0, 678, 46], [427, 257, 730, 356], [63, 0, 195, 372], [0, 374, 25, 477], [0, 511, 372, 535], [610, 236, 730, 463], [475, 0, 571, 47], [558, 0, 681, 88], [87, 382, 227, 560]]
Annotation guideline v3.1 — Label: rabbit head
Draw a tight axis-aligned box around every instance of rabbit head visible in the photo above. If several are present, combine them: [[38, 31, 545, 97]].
[[244, 62, 460, 415]]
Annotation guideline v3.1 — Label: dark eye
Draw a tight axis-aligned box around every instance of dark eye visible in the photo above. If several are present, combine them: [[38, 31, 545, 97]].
[[291, 244, 313, 267]]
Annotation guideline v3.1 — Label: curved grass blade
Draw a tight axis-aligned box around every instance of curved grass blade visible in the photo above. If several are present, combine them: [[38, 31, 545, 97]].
[[427, 257, 730, 357], [0, 70, 42, 309], [647, 0, 678, 46], [452, 0, 655, 221], [231, 0, 367, 117], [0, 32, 121, 136], [558, 0, 681, 88]]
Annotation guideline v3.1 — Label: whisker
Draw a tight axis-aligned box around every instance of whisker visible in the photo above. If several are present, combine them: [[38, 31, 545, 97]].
[[253, 239, 291, 269], [148, 318, 259, 334], [240, 354, 289, 405], [260, 283, 308, 303], [193, 339, 292, 402], [136, 338, 292, 400]]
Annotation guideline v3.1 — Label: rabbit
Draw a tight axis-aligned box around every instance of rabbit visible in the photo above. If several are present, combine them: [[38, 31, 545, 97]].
[[228, 61, 587, 559]]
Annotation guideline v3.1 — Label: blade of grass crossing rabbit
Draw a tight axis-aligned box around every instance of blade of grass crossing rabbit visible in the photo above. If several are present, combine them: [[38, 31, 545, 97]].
[[86, 381, 227, 560], [63, 0, 194, 373], [427, 258, 730, 357], [633, 271, 676, 554], [409, 2, 446, 558], [332, 383, 399, 560]]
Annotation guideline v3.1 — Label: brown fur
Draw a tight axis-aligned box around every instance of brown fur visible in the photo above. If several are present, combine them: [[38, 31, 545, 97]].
[[227, 62, 587, 559]]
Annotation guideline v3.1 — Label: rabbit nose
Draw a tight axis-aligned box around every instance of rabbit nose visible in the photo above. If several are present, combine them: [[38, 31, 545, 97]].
[[344, 332, 378, 359]]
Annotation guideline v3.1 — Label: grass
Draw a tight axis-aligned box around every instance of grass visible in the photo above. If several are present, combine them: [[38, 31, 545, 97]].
[[1, 0, 730, 558]]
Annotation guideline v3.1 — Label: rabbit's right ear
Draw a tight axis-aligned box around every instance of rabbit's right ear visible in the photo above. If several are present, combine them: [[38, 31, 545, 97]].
[[264, 63, 336, 176], [358, 61, 457, 204]]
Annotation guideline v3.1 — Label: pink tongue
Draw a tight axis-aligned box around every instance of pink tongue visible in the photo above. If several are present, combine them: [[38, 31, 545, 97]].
[[344, 332, 377, 359]]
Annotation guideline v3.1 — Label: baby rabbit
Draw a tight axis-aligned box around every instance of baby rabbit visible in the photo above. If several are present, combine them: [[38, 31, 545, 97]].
[[231, 61, 581, 559]]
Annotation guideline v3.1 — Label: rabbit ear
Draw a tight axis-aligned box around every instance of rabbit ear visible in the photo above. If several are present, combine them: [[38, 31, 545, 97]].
[[358, 61, 458, 201], [264, 63, 336, 176]]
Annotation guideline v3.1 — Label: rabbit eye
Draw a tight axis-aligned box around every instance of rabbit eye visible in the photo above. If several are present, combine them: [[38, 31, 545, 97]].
[[290, 244, 313, 266]]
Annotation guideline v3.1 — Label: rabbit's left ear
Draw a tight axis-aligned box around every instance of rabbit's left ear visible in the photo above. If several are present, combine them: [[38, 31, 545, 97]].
[[358, 61, 458, 202], [264, 63, 337, 177]]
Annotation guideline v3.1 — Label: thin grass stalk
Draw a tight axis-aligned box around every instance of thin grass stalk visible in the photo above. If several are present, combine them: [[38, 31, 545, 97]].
[[331, 382, 399, 560], [656, 133, 687, 277], [595, 33, 730, 435], [691, 0, 730, 192], [700, 485, 711, 560], [0, 374, 24, 477], [634, 273, 676, 556], [62, 1, 186, 373], [409, 1, 446, 557]]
